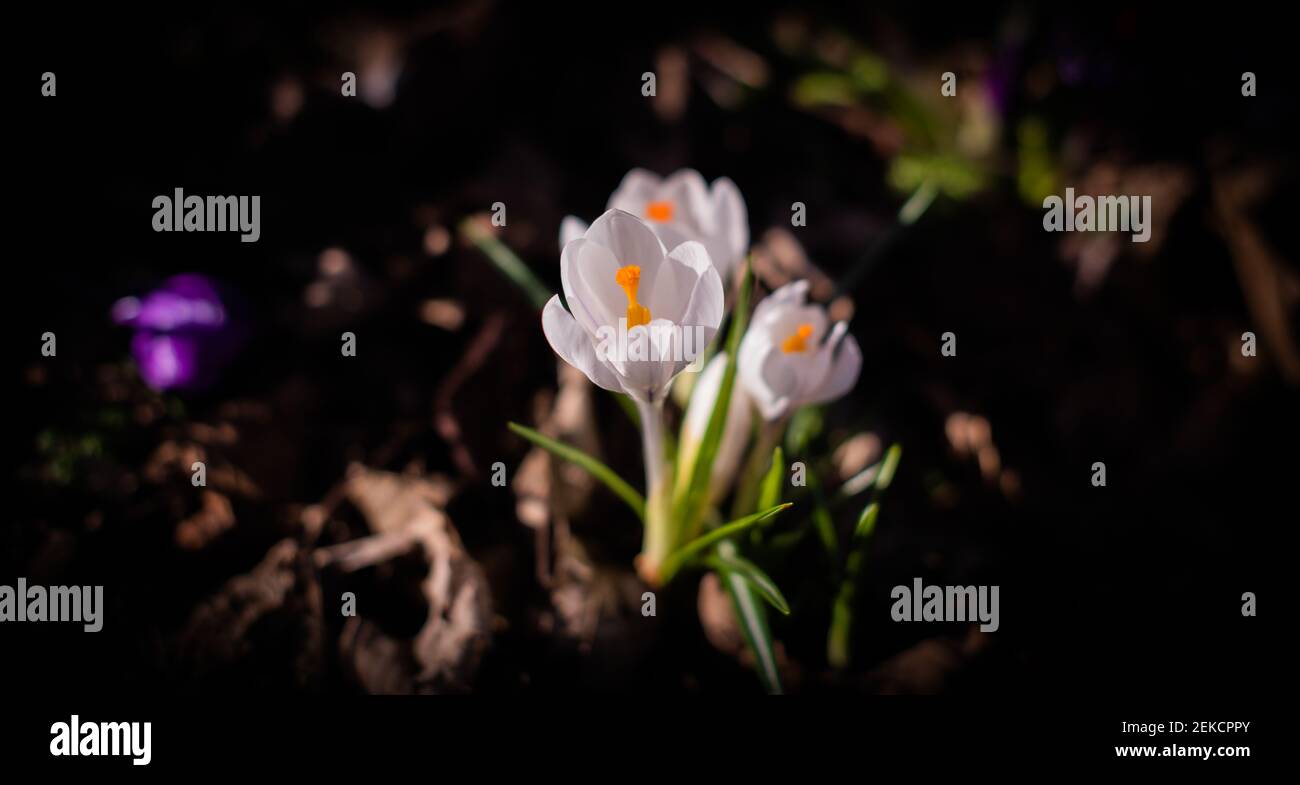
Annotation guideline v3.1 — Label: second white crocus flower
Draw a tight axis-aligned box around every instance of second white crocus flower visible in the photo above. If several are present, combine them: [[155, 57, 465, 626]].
[[738, 280, 863, 422], [561, 168, 749, 283]]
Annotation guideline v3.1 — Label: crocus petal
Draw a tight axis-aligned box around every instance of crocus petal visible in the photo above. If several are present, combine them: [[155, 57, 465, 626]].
[[541, 296, 625, 394], [560, 237, 623, 337], [808, 325, 862, 405], [762, 303, 830, 347], [709, 177, 749, 275], [660, 169, 712, 229], [613, 319, 677, 400], [677, 254, 725, 336], [649, 240, 713, 325], [752, 280, 810, 326], [583, 209, 669, 298], [608, 168, 664, 210], [750, 344, 798, 421]]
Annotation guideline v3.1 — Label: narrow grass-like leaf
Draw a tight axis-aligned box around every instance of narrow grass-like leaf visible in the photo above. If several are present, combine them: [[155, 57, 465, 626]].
[[461, 220, 553, 310], [757, 445, 784, 513], [706, 551, 790, 616], [507, 422, 645, 521], [829, 455, 899, 668], [875, 444, 902, 491], [613, 391, 640, 428], [716, 540, 783, 694], [834, 443, 903, 503], [827, 569, 856, 669], [853, 502, 880, 540], [659, 502, 791, 583]]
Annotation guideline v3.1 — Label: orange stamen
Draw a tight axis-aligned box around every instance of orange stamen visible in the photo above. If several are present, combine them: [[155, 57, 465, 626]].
[[616, 265, 651, 328], [781, 323, 815, 354], [645, 201, 675, 223]]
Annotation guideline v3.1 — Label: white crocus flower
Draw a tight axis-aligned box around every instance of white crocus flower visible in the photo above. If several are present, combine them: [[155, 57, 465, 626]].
[[542, 208, 724, 584], [738, 280, 862, 422], [560, 168, 749, 282], [543, 208, 724, 404]]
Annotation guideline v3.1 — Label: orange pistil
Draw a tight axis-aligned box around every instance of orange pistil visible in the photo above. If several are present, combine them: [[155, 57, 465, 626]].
[[781, 323, 815, 354], [616, 265, 652, 328]]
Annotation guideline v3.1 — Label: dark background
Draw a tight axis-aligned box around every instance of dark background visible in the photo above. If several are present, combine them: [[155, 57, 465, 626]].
[[7, 2, 1293, 696]]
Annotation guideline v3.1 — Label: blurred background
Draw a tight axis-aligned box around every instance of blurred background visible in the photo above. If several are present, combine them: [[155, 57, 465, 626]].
[[8, 2, 1294, 695]]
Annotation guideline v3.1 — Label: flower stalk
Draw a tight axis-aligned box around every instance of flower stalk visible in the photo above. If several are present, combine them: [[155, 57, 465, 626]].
[[635, 397, 672, 585]]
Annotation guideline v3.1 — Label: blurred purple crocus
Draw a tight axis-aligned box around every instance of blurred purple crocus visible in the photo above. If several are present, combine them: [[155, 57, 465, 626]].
[[112, 274, 247, 391]]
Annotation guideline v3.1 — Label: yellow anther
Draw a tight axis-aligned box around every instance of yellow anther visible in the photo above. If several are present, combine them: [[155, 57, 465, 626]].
[[781, 323, 815, 354], [616, 265, 651, 328], [645, 201, 675, 223]]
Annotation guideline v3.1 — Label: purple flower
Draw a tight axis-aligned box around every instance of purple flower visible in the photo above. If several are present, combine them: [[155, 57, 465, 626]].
[[112, 274, 246, 391]]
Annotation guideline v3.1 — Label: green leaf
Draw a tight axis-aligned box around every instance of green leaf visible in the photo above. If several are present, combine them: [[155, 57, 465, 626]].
[[507, 422, 645, 520], [876, 444, 902, 491], [674, 258, 752, 543], [715, 540, 783, 694], [791, 72, 862, 108], [757, 445, 784, 514], [854, 502, 880, 540], [833, 443, 903, 503], [659, 502, 791, 583], [706, 551, 790, 616], [830, 477, 895, 669], [613, 391, 640, 427], [897, 180, 938, 226], [827, 580, 854, 669], [461, 219, 553, 310], [887, 153, 986, 202]]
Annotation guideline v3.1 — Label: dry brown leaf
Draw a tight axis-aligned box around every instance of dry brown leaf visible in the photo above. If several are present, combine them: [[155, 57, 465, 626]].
[[324, 465, 492, 693]]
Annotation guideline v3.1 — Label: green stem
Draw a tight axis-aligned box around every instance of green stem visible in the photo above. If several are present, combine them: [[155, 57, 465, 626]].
[[636, 397, 672, 585]]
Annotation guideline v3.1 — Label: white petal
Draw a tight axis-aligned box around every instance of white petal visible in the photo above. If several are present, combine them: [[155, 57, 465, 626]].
[[584, 209, 669, 298], [608, 168, 663, 212], [709, 177, 749, 276], [677, 256, 725, 336], [661, 169, 712, 228], [751, 279, 810, 326], [751, 346, 797, 421], [648, 240, 713, 324], [682, 353, 729, 442], [541, 296, 625, 394], [615, 320, 675, 401], [763, 303, 830, 347], [560, 237, 620, 336], [808, 325, 862, 405], [647, 222, 693, 261], [559, 216, 588, 252], [666, 239, 715, 276]]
